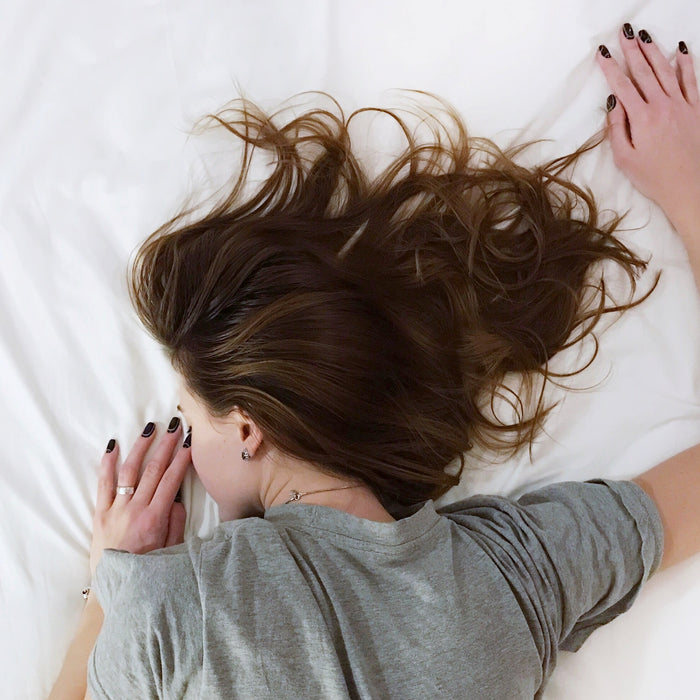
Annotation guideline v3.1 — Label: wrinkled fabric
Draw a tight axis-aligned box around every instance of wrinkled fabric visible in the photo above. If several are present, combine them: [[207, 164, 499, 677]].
[[88, 478, 663, 699]]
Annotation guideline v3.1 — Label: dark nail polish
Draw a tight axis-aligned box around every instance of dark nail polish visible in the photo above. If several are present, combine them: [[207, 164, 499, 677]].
[[680, 41, 689, 55], [639, 29, 652, 44], [183, 432, 192, 448], [142, 421, 155, 437], [599, 44, 611, 58], [187, 425, 192, 434], [167, 416, 181, 433], [623, 23, 634, 40], [606, 94, 617, 112], [106, 438, 116, 453]]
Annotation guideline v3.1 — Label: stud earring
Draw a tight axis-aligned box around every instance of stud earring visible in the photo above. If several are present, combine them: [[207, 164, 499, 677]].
[[241, 448, 251, 460]]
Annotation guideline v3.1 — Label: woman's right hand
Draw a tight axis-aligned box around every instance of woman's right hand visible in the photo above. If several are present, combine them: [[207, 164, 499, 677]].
[[596, 25, 700, 233]]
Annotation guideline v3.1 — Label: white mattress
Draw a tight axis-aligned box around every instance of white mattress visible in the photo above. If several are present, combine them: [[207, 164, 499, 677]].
[[4, 1, 700, 698]]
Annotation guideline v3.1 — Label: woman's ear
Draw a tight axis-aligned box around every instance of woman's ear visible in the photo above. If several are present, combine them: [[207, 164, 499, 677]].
[[232, 407, 264, 454]]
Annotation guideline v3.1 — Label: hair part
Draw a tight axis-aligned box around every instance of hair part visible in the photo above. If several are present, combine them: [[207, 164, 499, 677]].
[[128, 90, 659, 512]]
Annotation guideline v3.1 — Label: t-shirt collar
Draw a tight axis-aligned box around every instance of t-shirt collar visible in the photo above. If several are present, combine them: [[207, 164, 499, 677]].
[[263, 499, 441, 547]]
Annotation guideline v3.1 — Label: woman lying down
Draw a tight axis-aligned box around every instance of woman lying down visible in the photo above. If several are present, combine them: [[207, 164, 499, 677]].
[[50, 23, 700, 700]]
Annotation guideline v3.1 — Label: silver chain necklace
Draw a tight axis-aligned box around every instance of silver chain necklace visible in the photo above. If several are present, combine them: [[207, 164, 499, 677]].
[[284, 484, 362, 504]]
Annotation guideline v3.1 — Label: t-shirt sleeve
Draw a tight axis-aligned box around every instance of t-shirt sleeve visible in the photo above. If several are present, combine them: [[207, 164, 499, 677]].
[[438, 478, 664, 673], [87, 542, 203, 700]]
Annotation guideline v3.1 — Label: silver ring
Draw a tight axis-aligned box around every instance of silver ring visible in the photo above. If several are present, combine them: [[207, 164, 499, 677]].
[[116, 485, 136, 495]]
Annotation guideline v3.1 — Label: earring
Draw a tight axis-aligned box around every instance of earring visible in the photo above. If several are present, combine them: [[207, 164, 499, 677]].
[[241, 448, 251, 460]]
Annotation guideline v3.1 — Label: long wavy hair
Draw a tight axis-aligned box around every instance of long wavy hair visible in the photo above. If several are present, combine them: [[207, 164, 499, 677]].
[[128, 90, 659, 512]]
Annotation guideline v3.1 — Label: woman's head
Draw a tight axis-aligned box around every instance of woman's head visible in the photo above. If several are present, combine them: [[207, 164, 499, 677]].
[[129, 91, 659, 513]]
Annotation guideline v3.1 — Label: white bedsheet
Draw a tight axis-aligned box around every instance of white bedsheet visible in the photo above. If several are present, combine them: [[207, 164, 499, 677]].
[[3, 1, 699, 698]]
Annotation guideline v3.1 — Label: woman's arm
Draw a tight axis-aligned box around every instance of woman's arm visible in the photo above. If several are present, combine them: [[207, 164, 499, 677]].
[[633, 209, 700, 575], [49, 421, 189, 698], [47, 597, 103, 700], [597, 26, 700, 573], [667, 204, 700, 296], [633, 444, 700, 572]]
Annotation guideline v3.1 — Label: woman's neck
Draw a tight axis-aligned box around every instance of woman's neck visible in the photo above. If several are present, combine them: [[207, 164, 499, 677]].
[[268, 479, 396, 522]]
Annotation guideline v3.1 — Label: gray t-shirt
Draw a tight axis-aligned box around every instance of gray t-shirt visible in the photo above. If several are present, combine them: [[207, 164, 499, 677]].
[[87, 478, 663, 699]]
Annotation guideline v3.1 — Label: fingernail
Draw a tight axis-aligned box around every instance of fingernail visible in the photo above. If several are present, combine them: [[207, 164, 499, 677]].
[[183, 432, 192, 448], [106, 438, 116, 453], [599, 44, 611, 58], [639, 29, 652, 44], [623, 23, 634, 40], [142, 421, 155, 437], [679, 41, 689, 55], [167, 416, 181, 433], [606, 94, 617, 112]]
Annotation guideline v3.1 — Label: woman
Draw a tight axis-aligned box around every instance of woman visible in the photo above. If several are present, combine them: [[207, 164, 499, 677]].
[[50, 24, 700, 700]]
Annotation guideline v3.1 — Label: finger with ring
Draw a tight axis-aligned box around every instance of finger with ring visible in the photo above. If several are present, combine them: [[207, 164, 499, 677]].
[[115, 421, 158, 500]]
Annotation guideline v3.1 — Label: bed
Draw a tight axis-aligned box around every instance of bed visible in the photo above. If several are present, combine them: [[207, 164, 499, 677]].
[[4, 1, 699, 698]]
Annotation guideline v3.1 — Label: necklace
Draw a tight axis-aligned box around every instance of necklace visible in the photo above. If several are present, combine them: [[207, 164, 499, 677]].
[[284, 484, 363, 505]]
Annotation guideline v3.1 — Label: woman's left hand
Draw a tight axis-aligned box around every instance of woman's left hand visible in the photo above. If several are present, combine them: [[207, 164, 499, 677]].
[[89, 419, 191, 578], [596, 26, 700, 230]]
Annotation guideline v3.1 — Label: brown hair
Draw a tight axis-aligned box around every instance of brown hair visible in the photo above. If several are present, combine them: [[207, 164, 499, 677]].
[[128, 90, 659, 512]]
